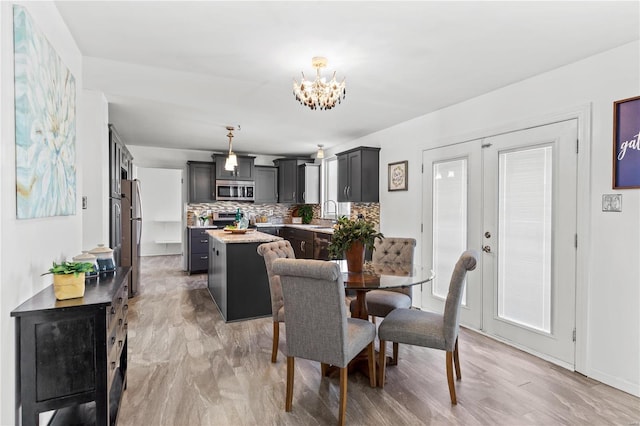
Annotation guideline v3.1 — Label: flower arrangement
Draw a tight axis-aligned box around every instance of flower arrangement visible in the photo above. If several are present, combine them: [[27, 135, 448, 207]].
[[328, 216, 384, 260]]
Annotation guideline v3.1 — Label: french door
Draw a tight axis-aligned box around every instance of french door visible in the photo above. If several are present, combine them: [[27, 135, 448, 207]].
[[421, 120, 578, 367]]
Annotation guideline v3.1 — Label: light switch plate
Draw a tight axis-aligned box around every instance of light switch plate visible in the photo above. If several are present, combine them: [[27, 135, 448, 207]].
[[602, 194, 622, 212], [82, 196, 87, 209]]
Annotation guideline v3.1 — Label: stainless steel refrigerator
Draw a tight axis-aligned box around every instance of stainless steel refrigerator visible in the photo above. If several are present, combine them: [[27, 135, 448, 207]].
[[121, 179, 142, 297]]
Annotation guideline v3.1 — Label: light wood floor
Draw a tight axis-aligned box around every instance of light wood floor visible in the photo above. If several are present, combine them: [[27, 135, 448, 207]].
[[118, 255, 639, 425]]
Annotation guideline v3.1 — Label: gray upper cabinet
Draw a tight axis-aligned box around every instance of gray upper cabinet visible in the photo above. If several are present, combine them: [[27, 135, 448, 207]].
[[274, 158, 307, 203], [254, 166, 278, 203], [213, 155, 255, 181], [187, 161, 216, 203], [297, 163, 320, 204], [337, 146, 380, 202]]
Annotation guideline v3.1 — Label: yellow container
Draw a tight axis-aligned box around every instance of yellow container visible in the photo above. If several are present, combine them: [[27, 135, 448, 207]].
[[53, 273, 86, 300]]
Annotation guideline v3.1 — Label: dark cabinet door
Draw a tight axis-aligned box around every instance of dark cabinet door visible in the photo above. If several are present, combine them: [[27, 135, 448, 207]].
[[277, 159, 298, 203], [336, 147, 380, 202], [188, 162, 215, 203], [110, 199, 122, 266], [313, 233, 332, 260], [214, 156, 255, 181], [254, 166, 278, 203]]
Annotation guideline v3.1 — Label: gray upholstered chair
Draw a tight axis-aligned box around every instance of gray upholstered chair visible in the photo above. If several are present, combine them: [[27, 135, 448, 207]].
[[377, 250, 479, 404], [257, 240, 296, 363], [350, 237, 416, 363], [272, 258, 376, 426]]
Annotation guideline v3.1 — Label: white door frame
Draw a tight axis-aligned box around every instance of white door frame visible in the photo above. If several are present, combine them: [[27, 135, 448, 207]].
[[418, 104, 591, 373]]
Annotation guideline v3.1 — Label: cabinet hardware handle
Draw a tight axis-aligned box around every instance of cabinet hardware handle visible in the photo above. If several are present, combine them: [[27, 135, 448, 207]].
[[200, 239, 208, 243], [200, 256, 208, 260], [301, 241, 305, 252]]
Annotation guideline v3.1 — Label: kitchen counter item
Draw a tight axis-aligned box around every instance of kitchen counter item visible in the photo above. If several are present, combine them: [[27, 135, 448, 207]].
[[72, 251, 99, 277], [207, 229, 282, 244], [88, 244, 115, 272]]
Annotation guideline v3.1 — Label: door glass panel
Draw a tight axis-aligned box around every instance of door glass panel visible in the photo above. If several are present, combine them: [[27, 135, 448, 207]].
[[432, 159, 467, 302], [497, 146, 552, 333]]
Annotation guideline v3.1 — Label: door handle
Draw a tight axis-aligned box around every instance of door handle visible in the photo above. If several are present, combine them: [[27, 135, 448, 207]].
[[482, 245, 492, 253]]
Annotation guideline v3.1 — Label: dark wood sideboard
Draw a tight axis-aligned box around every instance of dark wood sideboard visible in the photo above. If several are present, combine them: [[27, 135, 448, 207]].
[[11, 267, 131, 426]]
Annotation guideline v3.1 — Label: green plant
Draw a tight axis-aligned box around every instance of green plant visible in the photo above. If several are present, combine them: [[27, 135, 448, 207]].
[[297, 204, 314, 224], [42, 261, 95, 276], [328, 216, 384, 259]]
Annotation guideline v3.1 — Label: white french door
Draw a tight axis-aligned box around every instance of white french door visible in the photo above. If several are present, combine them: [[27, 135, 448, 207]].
[[421, 119, 578, 367]]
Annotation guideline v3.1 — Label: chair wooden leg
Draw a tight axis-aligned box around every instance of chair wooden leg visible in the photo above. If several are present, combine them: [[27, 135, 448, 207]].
[[378, 340, 387, 388], [339, 367, 348, 426], [446, 351, 457, 404], [321, 363, 329, 376], [367, 342, 376, 387], [271, 321, 279, 363], [391, 342, 399, 366], [453, 337, 461, 380], [286, 356, 294, 411]]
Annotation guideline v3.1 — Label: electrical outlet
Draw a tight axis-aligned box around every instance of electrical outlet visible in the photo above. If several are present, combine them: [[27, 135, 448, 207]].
[[268, 209, 273, 216]]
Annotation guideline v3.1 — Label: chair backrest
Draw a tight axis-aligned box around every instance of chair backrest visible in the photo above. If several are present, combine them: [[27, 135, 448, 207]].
[[257, 240, 296, 320], [372, 237, 416, 264], [272, 259, 351, 367], [372, 237, 416, 296], [442, 250, 479, 350]]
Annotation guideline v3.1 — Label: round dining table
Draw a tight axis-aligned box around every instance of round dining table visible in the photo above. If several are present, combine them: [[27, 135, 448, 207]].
[[337, 260, 436, 320]]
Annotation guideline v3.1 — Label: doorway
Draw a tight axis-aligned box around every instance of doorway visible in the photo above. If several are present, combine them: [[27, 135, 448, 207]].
[[421, 119, 578, 367]]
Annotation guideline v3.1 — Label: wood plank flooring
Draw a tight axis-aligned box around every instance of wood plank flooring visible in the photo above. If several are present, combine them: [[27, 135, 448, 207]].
[[118, 255, 640, 425]]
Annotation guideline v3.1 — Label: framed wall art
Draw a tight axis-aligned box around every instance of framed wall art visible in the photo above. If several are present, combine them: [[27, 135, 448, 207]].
[[14, 6, 77, 218], [613, 95, 640, 189], [388, 160, 408, 191]]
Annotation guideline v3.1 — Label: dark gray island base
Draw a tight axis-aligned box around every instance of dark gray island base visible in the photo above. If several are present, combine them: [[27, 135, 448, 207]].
[[207, 230, 282, 322]]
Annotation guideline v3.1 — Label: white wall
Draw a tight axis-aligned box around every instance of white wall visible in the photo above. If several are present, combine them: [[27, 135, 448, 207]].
[[326, 41, 640, 396], [79, 90, 110, 251], [0, 2, 85, 423], [136, 167, 183, 256]]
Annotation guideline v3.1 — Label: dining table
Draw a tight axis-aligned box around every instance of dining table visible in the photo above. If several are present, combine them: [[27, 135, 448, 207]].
[[328, 260, 435, 384]]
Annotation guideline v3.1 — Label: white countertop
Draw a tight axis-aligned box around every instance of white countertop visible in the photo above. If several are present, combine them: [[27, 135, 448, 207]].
[[206, 229, 283, 244]]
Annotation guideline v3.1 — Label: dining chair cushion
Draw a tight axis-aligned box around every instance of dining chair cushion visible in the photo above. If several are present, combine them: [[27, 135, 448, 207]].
[[372, 238, 416, 264], [257, 240, 296, 321], [378, 309, 446, 350], [350, 289, 411, 318]]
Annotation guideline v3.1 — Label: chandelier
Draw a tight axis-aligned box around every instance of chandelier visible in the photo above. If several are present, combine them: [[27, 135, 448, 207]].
[[224, 126, 237, 171], [293, 57, 346, 111]]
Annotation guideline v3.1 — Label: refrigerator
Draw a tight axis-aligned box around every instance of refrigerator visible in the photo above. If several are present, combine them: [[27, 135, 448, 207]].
[[121, 179, 142, 297]]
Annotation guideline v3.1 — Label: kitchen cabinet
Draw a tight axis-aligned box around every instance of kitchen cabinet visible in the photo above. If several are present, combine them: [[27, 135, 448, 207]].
[[273, 158, 308, 203], [297, 163, 320, 204], [282, 227, 315, 259], [337, 146, 380, 202], [11, 268, 130, 426], [213, 155, 255, 181], [254, 166, 278, 203], [109, 125, 133, 199], [313, 232, 332, 260], [207, 236, 272, 322], [257, 226, 280, 237], [187, 161, 216, 203], [188, 227, 212, 274]]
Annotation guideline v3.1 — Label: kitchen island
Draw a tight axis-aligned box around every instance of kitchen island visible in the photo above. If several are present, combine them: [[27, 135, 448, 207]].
[[206, 229, 282, 322]]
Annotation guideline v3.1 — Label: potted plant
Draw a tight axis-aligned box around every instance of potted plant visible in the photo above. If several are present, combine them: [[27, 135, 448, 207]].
[[328, 216, 384, 272], [43, 261, 95, 300], [297, 204, 314, 224]]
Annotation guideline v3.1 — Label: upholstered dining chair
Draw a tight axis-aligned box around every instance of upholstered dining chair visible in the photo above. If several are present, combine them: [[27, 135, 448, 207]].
[[377, 250, 479, 404], [257, 240, 296, 363], [350, 237, 416, 364], [272, 258, 376, 426]]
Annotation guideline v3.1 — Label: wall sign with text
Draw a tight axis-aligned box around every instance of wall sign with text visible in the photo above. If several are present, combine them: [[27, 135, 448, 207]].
[[613, 95, 640, 189]]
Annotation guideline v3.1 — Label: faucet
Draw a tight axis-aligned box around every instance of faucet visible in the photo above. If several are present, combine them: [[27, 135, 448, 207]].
[[323, 200, 338, 222]]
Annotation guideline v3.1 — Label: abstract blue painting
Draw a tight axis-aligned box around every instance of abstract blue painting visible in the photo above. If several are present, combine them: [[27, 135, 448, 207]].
[[13, 6, 77, 219]]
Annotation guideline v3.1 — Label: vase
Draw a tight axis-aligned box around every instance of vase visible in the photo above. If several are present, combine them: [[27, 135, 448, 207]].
[[345, 241, 365, 273], [53, 273, 86, 300]]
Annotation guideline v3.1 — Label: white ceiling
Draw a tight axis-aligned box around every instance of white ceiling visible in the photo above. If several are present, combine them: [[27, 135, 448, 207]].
[[54, 1, 640, 157]]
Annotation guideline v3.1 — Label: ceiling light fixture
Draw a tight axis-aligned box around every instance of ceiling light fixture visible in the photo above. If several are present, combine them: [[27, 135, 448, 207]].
[[224, 126, 237, 171], [293, 57, 346, 111], [316, 144, 325, 159]]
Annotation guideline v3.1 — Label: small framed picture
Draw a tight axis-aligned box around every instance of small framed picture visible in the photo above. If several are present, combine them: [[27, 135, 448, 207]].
[[613, 95, 640, 189], [388, 160, 408, 191]]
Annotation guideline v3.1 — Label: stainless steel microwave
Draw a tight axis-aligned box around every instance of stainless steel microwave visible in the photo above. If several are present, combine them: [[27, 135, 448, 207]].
[[215, 180, 255, 201]]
